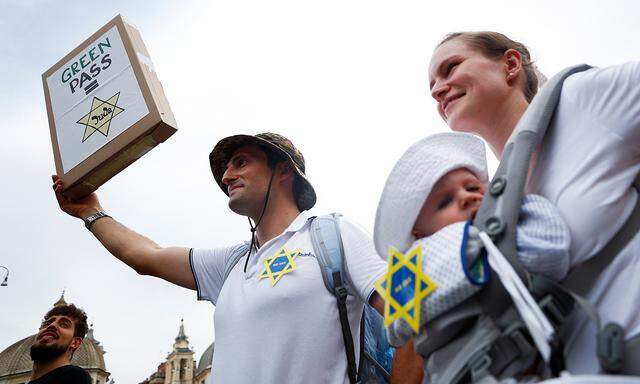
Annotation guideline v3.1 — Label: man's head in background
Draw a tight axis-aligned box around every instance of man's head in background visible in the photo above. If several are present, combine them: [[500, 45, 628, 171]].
[[30, 304, 88, 363]]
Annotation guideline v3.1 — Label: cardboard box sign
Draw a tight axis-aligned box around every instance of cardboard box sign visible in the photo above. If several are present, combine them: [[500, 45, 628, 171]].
[[43, 14, 177, 199]]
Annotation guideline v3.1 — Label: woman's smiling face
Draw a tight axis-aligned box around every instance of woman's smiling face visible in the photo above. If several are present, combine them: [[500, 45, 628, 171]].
[[428, 38, 512, 135]]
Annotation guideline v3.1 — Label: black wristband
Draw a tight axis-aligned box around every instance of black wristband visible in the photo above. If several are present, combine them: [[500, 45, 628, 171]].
[[84, 211, 111, 230]]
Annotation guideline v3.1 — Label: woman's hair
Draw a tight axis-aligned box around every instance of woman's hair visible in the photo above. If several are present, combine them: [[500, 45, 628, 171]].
[[438, 32, 539, 102]]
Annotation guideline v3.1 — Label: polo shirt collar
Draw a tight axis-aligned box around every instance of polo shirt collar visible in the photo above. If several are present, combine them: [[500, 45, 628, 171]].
[[282, 210, 313, 235]]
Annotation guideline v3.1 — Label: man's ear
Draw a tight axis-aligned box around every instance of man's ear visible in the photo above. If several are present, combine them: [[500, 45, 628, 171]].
[[69, 337, 83, 351], [276, 162, 294, 182], [503, 48, 523, 84]]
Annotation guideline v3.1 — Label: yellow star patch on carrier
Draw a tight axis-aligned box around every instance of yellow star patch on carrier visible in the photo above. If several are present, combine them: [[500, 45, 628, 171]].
[[258, 247, 301, 286], [374, 244, 437, 333]]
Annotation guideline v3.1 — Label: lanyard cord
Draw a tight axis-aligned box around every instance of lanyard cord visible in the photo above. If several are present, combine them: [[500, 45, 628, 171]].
[[243, 171, 276, 272]]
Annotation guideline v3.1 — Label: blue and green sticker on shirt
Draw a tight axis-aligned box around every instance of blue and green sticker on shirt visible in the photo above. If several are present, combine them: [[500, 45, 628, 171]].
[[258, 247, 301, 286]]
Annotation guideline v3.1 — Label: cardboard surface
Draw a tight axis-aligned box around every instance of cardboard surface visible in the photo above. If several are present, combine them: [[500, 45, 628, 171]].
[[43, 15, 177, 199]]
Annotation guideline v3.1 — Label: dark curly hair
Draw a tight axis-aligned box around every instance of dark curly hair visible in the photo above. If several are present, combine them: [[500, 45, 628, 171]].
[[44, 304, 88, 338]]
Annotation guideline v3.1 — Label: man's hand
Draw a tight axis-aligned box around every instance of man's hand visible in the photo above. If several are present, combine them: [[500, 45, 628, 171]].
[[390, 339, 424, 384], [369, 292, 424, 383], [370, 291, 385, 316], [52, 175, 103, 219]]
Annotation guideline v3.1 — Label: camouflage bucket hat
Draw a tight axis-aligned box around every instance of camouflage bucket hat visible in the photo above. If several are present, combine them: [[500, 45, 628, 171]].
[[209, 132, 317, 211]]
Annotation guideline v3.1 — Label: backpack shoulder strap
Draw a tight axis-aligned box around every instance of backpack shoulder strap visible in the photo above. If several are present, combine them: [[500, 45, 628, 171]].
[[223, 243, 250, 283], [309, 213, 351, 294], [309, 213, 358, 384]]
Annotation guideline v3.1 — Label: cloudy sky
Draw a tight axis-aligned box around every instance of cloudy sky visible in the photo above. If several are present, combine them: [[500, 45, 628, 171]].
[[1, 0, 639, 382]]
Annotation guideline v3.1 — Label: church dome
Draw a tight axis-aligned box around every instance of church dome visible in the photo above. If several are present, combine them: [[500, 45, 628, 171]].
[[195, 342, 214, 376], [0, 333, 106, 378]]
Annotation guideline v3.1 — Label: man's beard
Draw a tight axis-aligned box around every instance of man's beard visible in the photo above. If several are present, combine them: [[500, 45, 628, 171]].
[[30, 342, 69, 362]]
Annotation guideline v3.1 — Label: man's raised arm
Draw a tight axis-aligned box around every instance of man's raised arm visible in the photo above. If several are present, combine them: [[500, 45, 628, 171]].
[[52, 175, 195, 290]]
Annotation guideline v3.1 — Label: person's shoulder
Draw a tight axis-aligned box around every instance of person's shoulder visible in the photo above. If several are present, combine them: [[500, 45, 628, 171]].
[[311, 212, 374, 246], [564, 61, 640, 98], [192, 242, 249, 259], [309, 212, 353, 227], [28, 365, 91, 384], [333, 214, 372, 236], [53, 365, 92, 383], [559, 61, 640, 132]]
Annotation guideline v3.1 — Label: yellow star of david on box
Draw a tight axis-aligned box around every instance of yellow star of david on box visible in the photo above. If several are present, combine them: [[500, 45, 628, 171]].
[[258, 247, 300, 286], [76, 92, 125, 142], [374, 244, 437, 333]]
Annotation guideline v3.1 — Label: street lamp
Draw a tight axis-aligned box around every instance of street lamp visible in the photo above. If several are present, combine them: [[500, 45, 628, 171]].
[[0, 266, 8, 286]]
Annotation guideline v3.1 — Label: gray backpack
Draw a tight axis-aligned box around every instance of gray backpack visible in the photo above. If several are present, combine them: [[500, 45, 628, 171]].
[[414, 65, 640, 383], [222, 214, 394, 384]]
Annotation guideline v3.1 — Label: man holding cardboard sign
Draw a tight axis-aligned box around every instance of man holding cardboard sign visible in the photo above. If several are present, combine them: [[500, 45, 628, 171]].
[[52, 132, 393, 384]]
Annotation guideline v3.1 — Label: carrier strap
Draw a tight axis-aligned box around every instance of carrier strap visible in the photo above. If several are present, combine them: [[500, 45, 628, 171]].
[[563, 175, 640, 297], [472, 64, 594, 315]]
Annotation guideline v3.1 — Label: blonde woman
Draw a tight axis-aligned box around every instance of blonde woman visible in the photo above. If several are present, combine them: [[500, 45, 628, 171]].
[[428, 31, 640, 374]]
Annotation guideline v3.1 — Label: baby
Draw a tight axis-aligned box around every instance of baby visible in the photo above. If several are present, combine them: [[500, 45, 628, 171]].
[[373, 132, 571, 346]]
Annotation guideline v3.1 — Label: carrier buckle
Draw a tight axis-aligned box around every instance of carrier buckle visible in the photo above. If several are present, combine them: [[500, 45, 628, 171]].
[[504, 322, 536, 357], [468, 348, 492, 382], [334, 285, 349, 301], [539, 295, 567, 328], [597, 322, 625, 373]]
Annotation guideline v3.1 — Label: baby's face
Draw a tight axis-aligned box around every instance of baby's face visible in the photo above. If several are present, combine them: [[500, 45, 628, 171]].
[[412, 168, 485, 239]]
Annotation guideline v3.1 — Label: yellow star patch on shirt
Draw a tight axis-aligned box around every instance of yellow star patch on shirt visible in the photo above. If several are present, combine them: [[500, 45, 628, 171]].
[[374, 244, 437, 333], [258, 247, 300, 286]]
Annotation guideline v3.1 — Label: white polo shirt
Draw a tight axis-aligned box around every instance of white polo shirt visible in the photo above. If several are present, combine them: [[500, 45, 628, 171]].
[[190, 211, 387, 384], [528, 62, 640, 373]]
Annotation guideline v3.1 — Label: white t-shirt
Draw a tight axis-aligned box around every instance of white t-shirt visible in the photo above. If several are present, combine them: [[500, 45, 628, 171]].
[[528, 62, 640, 373], [190, 211, 387, 384]]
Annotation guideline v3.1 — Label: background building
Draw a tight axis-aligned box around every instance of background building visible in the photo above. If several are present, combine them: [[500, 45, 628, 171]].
[[0, 293, 111, 384], [140, 320, 212, 384]]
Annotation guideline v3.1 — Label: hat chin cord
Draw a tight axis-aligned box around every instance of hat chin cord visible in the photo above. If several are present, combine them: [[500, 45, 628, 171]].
[[243, 171, 276, 272]]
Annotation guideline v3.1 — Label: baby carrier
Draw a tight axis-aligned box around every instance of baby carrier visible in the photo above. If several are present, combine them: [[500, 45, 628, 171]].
[[413, 65, 640, 383]]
